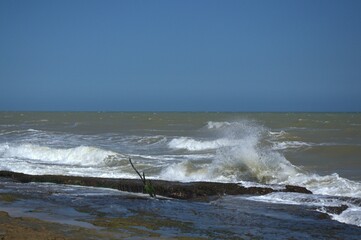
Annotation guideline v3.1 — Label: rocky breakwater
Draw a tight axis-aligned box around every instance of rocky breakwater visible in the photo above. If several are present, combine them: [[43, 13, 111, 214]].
[[0, 170, 312, 201]]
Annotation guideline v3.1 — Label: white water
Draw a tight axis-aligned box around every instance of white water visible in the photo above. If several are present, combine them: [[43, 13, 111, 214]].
[[2, 121, 361, 198], [247, 192, 361, 227], [0, 142, 134, 178], [161, 120, 361, 226], [163, 121, 361, 197], [0, 143, 125, 166], [168, 137, 240, 151]]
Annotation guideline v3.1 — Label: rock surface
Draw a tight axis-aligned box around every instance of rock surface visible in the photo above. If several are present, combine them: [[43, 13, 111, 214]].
[[0, 171, 312, 201], [323, 205, 349, 215]]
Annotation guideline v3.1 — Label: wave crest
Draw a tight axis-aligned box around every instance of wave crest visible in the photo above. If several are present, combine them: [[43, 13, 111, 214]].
[[0, 143, 127, 167], [206, 121, 231, 129], [168, 137, 240, 151], [163, 120, 300, 183], [163, 120, 361, 200]]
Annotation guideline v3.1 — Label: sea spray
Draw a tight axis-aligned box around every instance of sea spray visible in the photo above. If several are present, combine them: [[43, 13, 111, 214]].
[[162, 120, 300, 182], [210, 142, 300, 183], [162, 120, 361, 199]]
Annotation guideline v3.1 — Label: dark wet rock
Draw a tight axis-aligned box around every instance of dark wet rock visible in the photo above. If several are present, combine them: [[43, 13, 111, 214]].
[[283, 185, 313, 194], [324, 205, 349, 215], [316, 212, 331, 220], [0, 171, 312, 201]]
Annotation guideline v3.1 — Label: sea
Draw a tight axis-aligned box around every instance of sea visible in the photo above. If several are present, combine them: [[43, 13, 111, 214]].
[[0, 112, 361, 239]]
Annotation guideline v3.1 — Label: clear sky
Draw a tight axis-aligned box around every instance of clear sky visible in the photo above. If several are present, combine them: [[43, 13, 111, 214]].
[[1, 0, 360, 112]]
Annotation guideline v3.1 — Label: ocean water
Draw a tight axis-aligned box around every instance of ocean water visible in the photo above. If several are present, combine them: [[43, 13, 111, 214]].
[[0, 112, 361, 237]]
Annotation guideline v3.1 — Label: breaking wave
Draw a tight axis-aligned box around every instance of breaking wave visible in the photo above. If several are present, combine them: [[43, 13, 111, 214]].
[[247, 192, 361, 227], [162, 120, 299, 182], [168, 137, 240, 151], [206, 121, 231, 129], [272, 141, 313, 150], [0, 143, 127, 167], [162, 120, 361, 200]]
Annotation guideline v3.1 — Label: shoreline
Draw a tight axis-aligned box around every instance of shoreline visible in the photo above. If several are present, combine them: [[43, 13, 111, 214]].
[[1, 177, 361, 239]]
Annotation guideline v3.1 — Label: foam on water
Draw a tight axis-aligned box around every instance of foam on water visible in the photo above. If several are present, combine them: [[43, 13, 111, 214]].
[[162, 120, 361, 199], [1, 115, 361, 227], [279, 172, 361, 198], [162, 120, 300, 182], [164, 136, 361, 226], [206, 121, 231, 129], [0, 143, 128, 167], [133, 135, 167, 145], [268, 130, 287, 137], [272, 141, 313, 150], [247, 192, 361, 227], [168, 137, 240, 151], [162, 141, 301, 184], [0, 142, 140, 178], [332, 207, 361, 227], [248, 192, 347, 208], [164, 120, 361, 226]]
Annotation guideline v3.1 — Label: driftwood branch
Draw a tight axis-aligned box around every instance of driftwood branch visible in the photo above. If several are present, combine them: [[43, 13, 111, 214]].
[[129, 157, 145, 184], [129, 158, 156, 198]]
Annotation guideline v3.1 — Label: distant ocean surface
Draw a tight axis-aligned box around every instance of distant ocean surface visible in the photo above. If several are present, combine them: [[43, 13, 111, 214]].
[[1, 112, 361, 237]]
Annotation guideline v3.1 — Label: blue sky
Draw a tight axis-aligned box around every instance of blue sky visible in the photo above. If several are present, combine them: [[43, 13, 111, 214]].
[[1, 0, 360, 112]]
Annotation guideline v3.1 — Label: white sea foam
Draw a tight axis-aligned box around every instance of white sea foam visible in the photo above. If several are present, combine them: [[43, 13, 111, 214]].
[[163, 120, 361, 202], [0, 142, 138, 178], [206, 121, 231, 129], [168, 137, 240, 151], [0, 143, 10, 154], [272, 141, 312, 150], [159, 160, 211, 181], [247, 192, 343, 207], [331, 206, 361, 227], [0, 143, 127, 167], [133, 135, 167, 145], [247, 192, 361, 227], [169, 120, 265, 152], [268, 130, 287, 137], [279, 172, 361, 198], [162, 120, 300, 183], [134, 153, 213, 162]]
